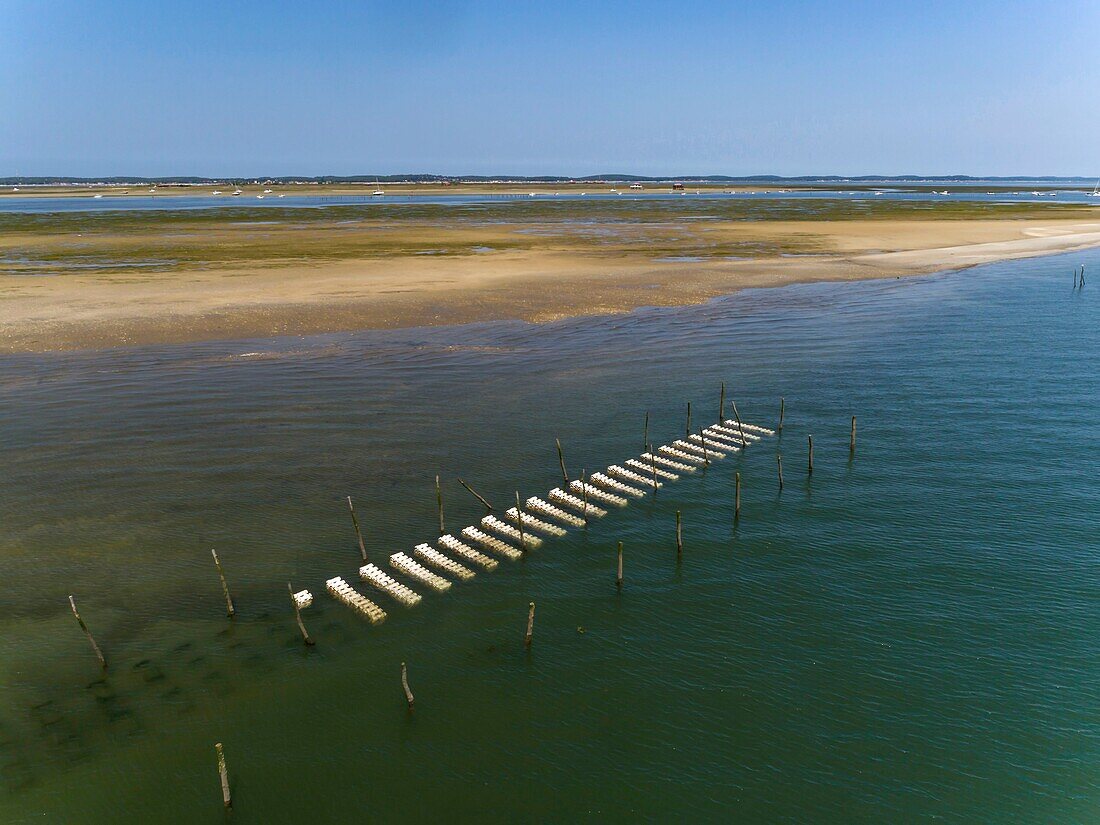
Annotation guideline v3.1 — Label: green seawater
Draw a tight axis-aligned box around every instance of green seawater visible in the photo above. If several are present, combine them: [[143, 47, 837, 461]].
[[1, 253, 1098, 822]]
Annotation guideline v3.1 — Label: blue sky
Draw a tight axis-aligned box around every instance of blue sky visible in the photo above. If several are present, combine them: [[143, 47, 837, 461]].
[[2, 1, 1097, 177]]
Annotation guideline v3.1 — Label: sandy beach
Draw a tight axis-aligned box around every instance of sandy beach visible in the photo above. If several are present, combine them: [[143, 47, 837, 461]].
[[3, 211, 1099, 352]]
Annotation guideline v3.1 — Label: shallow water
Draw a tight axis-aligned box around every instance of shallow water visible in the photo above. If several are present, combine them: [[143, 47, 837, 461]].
[[1, 250, 1098, 822], [2, 183, 1099, 213]]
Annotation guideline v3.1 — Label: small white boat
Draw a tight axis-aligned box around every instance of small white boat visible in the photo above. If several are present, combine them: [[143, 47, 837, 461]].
[[212, 190, 222, 195], [93, 194, 103, 198], [256, 195, 264, 199], [263, 188, 273, 194], [1089, 179, 1100, 197]]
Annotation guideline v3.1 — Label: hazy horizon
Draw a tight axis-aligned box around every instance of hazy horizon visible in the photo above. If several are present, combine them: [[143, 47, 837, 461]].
[[3, 1, 1098, 178]]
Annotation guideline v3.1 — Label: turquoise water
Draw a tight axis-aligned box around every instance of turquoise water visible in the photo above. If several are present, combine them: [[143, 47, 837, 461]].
[[1, 252, 1098, 821]]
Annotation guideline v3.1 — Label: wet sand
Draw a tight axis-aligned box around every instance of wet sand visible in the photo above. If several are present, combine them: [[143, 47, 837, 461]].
[[3, 218, 1100, 352]]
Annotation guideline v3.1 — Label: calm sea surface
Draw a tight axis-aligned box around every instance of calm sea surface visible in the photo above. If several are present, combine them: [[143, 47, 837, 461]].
[[1, 251, 1098, 822]]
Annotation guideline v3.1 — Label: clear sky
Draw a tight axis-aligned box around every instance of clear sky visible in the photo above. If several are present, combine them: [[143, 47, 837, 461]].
[[2, 0, 1097, 178]]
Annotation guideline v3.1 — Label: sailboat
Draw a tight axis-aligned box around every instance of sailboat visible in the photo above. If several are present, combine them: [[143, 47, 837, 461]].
[[1089, 179, 1100, 197], [372, 179, 384, 196]]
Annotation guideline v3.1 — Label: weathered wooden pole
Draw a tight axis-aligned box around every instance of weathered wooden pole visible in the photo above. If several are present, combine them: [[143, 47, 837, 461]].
[[401, 662, 414, 709], [524, 602, 535, 648], [210, 549, 235, 617], [1075, 268, 1079, 288], [68, 595, 106, 670], [731, 399, 748, 446], [288, 583, 314, 646], [675, 510, 683, 561], [458, 478, 493, 513], [580, 470, 589, 526], [719, 382, 726, 424], [807, 435, 814, 475], [686, 401, 692, 438], [777, 454, 784, 490], [556, 438, 569, 484], [616, 541, 623, 589], [698, 429, 709, 467], [515, 491, 527, 551], [779, 397, 785, 432], [215, 742, 231, 810], [643, 410, 649, 452], [435, 475, 445, 536], [1081, 264, 1086, 286], [850, 416, 857, 454], [735, 472, 741, 521], [347, 495, 367, 561]]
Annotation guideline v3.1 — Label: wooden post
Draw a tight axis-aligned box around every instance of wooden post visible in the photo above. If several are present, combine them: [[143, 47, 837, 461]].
[[735, 472, 741, 520], [347, 495, 367, 561], [556, 438, 569, 484], [807, 435, 814, 475], [210, 549, 235, 617], [643, 410, 649, 452], [731, 399, 747, 446], [777, 454, 784, 490], [1081, 264, 1086, 286], [515, 491, 527, 551], [401, 662, 414, 709], [699, 429, 709, 467], [458, 478, 493, 513], [616, 541, 623, 589], [719, 382, 725, 424], [435, 475, 445, 536], [685, 401, 692, 438], [779, 397, 785, 432], [580, 470, 589, 526], [524, 602, 535, 648], [850, 416, 857, 454], [1075, 268, 1079, 288], [288, 583, 313, 646], [215, 742, 231, 810], [675, 510, 683, 561], [68, 595, 106, 670]]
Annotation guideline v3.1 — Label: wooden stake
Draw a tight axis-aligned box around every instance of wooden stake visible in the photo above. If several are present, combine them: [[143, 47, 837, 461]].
[[735, 472, 741, 520], [210, 549, 234, 618], [807, 435, 814, 475], [686, 401, 692, 438], [68, 595, 106, 670], [215, 742, 231, 810], [616, 541, 623, 589], [779, 397, 785, 432], [1075, 268, 1079, 288], [643, 410, 649, 452], [515, 491, 527, 551], [731, 399, 747, 446], [288, 583, 313, 646], [676, 510, 683, 561], [850, 416, 857, 454], [435, 475, 445, 536], [777, 454, 784, 490], [347, 495, 367, 561], [401, 662, 414, 709], [556, 438, 569, 484], [457, 477, 493, 513], [580, 469, 589, 526], [525, 602, 535, 648], [699, 429, 709, 467], [719, 382, 726, 424]]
